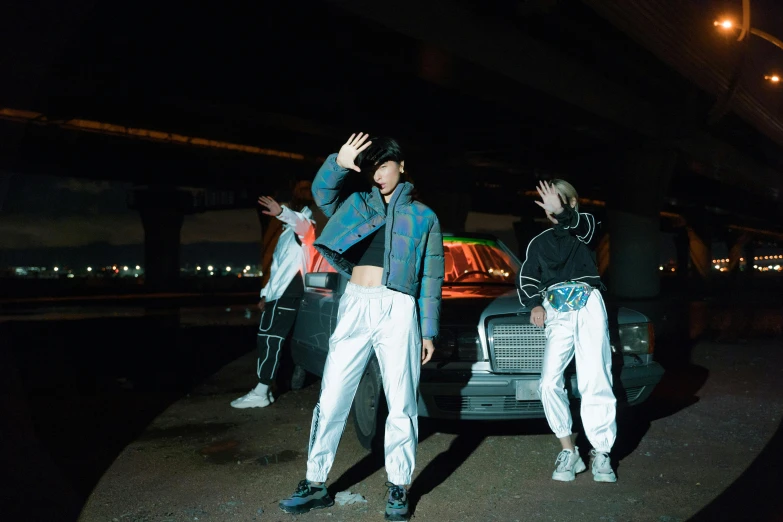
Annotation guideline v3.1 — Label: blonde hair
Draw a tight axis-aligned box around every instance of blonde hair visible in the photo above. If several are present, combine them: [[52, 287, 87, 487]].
[[550, 179, 579, 212]]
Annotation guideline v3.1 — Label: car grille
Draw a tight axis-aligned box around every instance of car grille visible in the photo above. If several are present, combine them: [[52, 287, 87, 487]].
[[489, 320, 547, 373], [434, 395, 544, 414]]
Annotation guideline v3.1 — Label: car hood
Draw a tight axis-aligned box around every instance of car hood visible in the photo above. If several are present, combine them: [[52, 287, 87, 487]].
[[441, 285, 522, 325]]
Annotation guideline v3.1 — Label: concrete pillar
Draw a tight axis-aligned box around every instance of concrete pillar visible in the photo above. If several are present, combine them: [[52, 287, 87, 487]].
[[134, 188, 191, 291], [685, 212, 713, 282], [674, 226, 690, 284], [606, 146, 677, 299], [744, 241, 756, 278]]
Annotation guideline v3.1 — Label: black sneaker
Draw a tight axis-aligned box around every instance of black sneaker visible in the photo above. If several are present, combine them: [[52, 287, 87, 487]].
[[384, 483, 410, 521], [279, 479, 334, 514]]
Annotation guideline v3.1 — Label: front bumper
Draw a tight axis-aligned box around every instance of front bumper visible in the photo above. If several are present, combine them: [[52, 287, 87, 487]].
[[417, 362, 664, 420]]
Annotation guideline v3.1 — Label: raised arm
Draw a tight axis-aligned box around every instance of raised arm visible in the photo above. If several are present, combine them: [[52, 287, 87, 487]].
[[258, 196, 315, 240], [311, 132, 372, 218], [533, 180, 598, 246], [277, 205, 315, 240], [550, 206, 599, 245]]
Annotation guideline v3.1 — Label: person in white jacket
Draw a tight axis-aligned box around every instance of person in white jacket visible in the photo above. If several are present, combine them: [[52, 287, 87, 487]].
[[231, 181, 316, 409]]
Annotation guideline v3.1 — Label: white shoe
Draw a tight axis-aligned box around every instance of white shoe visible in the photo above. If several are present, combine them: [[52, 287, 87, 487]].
[[552, 447, 586, 481], [231, 384, 274, 409], [589, 449, 617, 483]]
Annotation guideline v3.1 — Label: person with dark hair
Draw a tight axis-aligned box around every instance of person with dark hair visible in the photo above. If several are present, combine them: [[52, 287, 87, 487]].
[[279, 133, 444, 521], [231, 181, 316, 409], [518, 179, 617, 483]]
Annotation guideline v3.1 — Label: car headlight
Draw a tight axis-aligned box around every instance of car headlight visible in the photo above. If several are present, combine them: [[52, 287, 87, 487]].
[[456, 331, 484, 361], [432, 329, 484, 362], [617, 323, 655, 355]]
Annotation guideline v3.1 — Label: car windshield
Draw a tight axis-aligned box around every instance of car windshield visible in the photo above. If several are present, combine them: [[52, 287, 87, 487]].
[[443, 237, 520, 286]]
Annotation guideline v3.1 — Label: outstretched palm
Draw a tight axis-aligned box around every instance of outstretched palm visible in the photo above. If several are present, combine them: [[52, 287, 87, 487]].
[[534, 180, 564, 217], [336, 132, 373, 172]]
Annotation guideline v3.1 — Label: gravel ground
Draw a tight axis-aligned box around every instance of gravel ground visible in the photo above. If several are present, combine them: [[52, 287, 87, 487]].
[[79, 339, 783, 522]]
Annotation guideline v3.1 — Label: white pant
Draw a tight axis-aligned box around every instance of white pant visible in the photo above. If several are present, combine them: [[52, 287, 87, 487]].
[[540, 289, 616, 453], [306, 283, 422, 485]]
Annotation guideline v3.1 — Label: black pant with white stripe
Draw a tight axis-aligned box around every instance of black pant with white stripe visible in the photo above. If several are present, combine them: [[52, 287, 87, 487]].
[[257, 277, 303, 385]]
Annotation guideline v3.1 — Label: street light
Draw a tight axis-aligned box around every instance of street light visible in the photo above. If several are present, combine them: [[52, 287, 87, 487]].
[[715, 19, 783, 51], [715, 17, 783, 84]]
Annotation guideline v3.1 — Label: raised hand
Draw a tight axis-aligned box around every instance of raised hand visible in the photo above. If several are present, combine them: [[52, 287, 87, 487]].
[[258, 195, 283, 217], [534, 180, 564, 221], [336, 132, 372, 172]]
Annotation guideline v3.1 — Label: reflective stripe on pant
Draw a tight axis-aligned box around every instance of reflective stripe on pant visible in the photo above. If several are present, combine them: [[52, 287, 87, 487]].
[[539, 289, 616, 453], [257, 293, 300, 385], [306, 282, 421, 486]]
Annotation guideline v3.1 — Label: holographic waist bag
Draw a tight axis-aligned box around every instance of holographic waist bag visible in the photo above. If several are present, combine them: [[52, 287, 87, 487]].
[[546, 282, 592, 312]]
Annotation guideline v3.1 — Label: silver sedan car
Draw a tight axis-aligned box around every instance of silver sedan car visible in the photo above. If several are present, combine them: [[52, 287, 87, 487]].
[[290, 233, 664, 450]]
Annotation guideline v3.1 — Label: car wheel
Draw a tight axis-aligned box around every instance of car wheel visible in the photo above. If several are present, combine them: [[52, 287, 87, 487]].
[[290, 364, 307, 390], [351, 356, 387, 452]]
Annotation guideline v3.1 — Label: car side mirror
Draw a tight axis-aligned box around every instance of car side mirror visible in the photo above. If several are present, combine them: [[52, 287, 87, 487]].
[[305, 272, 339, 290]]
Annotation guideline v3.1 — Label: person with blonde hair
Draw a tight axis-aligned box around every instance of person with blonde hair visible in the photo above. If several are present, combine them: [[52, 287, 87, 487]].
[[518, 179, 617, 483], [231, 180, 316, 409]]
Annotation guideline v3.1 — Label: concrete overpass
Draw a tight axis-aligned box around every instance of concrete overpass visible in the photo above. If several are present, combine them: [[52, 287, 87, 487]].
[[1, 0, 781, 293]]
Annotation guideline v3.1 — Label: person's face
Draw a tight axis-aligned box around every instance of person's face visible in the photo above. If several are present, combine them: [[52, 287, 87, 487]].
[[373, 160, 404, 199]]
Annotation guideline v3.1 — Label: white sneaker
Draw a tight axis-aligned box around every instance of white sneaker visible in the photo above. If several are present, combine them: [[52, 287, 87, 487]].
[[230, 384, 274, 409], [589, 449, 617, 483], [552, 447, 586, 481]]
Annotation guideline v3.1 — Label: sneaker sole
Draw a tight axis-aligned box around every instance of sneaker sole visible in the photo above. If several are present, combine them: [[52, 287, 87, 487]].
[[592, 472, 617, 483], [552, 459, 587, 481], [230, 401, 271, 409], [279, 498, 334, 514]]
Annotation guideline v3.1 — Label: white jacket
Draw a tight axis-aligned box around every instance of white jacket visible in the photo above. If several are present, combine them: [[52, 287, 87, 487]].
[[260, 205, 316, 302]]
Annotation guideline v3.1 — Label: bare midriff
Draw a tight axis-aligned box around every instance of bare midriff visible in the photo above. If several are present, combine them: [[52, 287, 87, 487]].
[[350, 265, 384, 287]]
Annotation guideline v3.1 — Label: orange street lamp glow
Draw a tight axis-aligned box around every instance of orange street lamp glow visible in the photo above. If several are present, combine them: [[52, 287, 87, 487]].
[[715, 20, 734, 29], [765, 75, 781, 82]]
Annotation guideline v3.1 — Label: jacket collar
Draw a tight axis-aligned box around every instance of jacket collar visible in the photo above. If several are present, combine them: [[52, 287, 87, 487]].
[[369, 182, 414, 216]]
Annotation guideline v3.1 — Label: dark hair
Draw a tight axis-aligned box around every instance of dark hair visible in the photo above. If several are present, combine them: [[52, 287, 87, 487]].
[[356, 137, 405, 181], [287, 180, 313, 212]]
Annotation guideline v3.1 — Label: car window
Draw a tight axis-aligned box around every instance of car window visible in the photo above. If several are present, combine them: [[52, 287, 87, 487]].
[[443, 238, 519, 284]]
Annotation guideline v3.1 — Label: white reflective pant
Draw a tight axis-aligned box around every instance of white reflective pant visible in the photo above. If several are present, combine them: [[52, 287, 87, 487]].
[[306, 283, 421, 485], [540, 289, 616, 453]]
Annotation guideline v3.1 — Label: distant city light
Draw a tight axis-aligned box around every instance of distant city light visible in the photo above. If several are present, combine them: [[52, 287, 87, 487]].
[[135, 265, 141, 270], [714, 19, 734, 29], [659, 266, 664, 271], [245, 265, 251, 271], [209, 271, 214, 276], [123, 266, 128, 271], [207, 265, 214, 271], [87, 267, 92, 272], [196, 266, 202, 271], [765, 74, 781, 83], [53, 267, 59, 272], [226, 266, 232, 272]]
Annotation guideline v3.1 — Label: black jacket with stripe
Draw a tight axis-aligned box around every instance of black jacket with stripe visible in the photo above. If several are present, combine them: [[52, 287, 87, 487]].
[[517, 206, 604, 310]]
